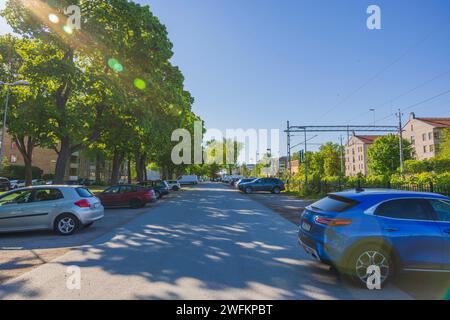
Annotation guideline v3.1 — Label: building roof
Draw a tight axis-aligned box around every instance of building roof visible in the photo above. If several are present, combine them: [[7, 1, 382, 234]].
[[353, 135, 382, 144], [416, 117, 450, 128]]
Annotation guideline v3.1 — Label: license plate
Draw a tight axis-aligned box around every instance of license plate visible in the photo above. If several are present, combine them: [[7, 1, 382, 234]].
[[301, 221, 311, 232]]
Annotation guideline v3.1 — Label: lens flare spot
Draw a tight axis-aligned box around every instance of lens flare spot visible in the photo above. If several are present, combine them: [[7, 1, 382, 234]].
[[63, 25, 73, 34], [48, 14, 59, 24], [107, 58, 124, 73], [134, 79, 146, 90]]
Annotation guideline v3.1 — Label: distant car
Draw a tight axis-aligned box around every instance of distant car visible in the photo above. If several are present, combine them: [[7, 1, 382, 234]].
[[167, 180, 181, 191], [238, 178, 285, 194], [97, 185, 155, 208], [77, 178, 93, 186], [137, 180, 171, 199], [235, 178, 256, 188], [298, 189, 450, 287], [0, 177, 11, 191], [0, 186, 104, 235], [32, 179, 46, 186], [10, 180, 25, 189], [177, 175, 199, 185]]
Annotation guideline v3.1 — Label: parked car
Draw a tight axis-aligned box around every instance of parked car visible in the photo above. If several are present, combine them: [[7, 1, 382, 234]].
[[31, 179, 46, 186], [177, 175, 199, 185], [238, 178, 285, 194], [298, 189, 450, 288], [0, 177, 11, 191], [167, 180, 181, 191], [138, 180, 171, 199], [0, 186, 104, 235], [97, 185, 155, 208], [235, 178, 256, 188], [9, 179, 25, 189], [77, 178, 93, 186]]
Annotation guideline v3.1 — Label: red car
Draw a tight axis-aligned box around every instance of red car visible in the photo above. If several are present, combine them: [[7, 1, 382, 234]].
[[97, 185, 155, 208]]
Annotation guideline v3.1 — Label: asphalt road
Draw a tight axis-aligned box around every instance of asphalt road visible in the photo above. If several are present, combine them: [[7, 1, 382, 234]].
[[0, 183, 413, 300]]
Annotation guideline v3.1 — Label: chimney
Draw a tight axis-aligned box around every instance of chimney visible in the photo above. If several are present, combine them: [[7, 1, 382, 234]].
[[409, 112, 416, 120]]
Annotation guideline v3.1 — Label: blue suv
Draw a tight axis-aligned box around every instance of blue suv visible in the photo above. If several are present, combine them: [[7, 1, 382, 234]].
[[298, 189, 450, 287]]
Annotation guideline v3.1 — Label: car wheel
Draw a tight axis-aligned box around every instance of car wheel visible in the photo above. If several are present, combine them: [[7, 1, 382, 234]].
[[130, 199, 143, 209], [173, 186, 179, 191], [245, 187, 253, 194], [154, 191, 161, 199], [272, 187, 281, 194], [54, 214, 80, 236], [344, 245, 394, 288]]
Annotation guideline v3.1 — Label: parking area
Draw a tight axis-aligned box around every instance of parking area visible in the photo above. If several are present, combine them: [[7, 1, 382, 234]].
[[0, 192, 177, 284]]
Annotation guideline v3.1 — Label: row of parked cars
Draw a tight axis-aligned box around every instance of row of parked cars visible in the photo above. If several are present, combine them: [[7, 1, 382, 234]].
[[0, 176, 199, 236]]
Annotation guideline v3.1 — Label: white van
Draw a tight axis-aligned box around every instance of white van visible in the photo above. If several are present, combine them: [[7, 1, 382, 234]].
[[177, 175, 199, 185]]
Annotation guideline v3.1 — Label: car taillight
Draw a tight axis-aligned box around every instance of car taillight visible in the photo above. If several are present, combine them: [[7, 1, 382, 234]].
[[74, 199, 90, 208], [146, 191, 152, 196], [314, 216, 352, 227]]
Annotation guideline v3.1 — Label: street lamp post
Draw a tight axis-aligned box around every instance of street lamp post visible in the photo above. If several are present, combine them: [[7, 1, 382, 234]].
[[0, 80, 30, 169]]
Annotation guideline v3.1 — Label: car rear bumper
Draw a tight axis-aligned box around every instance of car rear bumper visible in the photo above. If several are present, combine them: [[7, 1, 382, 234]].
[[298, 231, 334, 265], [77, 206, 105, 224]]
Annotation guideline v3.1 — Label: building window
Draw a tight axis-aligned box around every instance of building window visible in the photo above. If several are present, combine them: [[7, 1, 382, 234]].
[[69, 168, 78, 176], [428, 132, 432, 140], [411, 125, 413, 131], [410, 136, 415, 145], [430, 145, 434, 152], [70, 155, 79, 164], [422, 133, 426, 141], [10, 155, 17, 163], [434, 132, 439, 139], [423, 146, 427, 153]]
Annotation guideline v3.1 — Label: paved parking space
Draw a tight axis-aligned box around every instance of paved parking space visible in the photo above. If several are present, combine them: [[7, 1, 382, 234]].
[[0, 193, 176, 284]]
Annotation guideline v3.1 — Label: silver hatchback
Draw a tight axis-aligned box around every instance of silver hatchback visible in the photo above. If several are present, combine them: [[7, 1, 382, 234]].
[[0, 186, 104, 235]]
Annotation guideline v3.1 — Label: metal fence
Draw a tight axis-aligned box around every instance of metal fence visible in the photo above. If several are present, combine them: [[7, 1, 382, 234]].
[[286, 180, 450, 197]]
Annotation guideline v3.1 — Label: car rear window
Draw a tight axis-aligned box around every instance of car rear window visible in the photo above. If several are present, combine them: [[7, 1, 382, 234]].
[[309, 195, 359, 213], [76, 188, 94, 198]]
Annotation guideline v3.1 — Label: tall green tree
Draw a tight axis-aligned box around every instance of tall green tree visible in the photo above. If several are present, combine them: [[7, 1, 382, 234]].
[[367, 134, 412, 176]]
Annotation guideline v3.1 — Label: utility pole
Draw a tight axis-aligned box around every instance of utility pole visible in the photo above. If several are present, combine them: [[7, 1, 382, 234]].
[[304, 127, 308, 185], [287, 121, 291, 175], [339, 135, 344, 176], [396, 109, 404, 175]]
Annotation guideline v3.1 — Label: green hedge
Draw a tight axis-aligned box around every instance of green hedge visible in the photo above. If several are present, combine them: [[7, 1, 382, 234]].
[[0, 165, 43, 179]]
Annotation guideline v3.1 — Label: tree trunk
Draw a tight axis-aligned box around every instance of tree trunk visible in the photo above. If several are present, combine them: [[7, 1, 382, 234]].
[[135, 155, 143, 182], [127, 158, 132, 184], [110, 151, 124, 185], [95, 153, 103, 183], [54, 138, 71, 184], [14, 136, 35, 186]]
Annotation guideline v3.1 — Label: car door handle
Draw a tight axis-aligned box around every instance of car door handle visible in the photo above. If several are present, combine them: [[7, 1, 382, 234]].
[[384, 228, 399, 232]]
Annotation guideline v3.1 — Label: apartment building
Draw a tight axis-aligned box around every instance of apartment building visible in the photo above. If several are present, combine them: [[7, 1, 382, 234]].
[[2, 132, 95, 180], [402, 113, 450, 160], [345, 135, 381, 177]]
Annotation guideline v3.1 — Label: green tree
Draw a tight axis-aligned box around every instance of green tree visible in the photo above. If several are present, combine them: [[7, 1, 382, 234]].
[[367, 134, 412, 176], [438, 128, 450, 160]]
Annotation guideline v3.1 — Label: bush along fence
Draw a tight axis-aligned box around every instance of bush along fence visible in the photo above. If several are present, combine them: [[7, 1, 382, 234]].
[[286, 177, 450, 197]]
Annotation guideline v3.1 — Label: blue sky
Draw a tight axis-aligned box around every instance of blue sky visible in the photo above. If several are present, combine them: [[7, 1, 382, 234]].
[[1, 0, 450, 157]]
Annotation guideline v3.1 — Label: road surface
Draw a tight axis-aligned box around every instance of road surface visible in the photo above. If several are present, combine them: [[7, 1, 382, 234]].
[[0, 183, 412, 300]]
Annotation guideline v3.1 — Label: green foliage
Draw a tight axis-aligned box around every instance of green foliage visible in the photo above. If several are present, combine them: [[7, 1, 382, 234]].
[[367, 134, 412, 176], [1, 165, 43, 179], [438, 128, 450, 159], [0, 0, 203, 183]]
